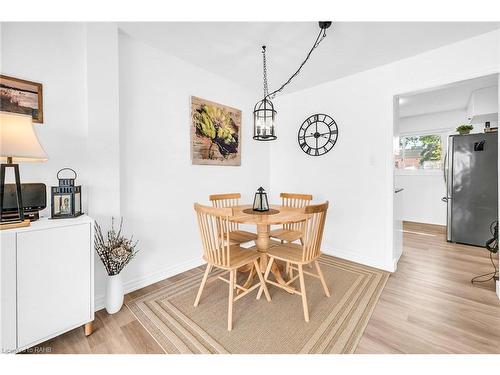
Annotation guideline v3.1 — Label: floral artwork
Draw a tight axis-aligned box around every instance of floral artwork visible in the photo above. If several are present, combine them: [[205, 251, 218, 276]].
[[191, 96, 241, 166]]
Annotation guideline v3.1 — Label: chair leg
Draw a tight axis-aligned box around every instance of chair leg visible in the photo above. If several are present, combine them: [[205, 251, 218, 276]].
[[314, 260, 330, 297], [257, 257, 274, 300], [298, 264, 309, 322], [228, 269, 235, 331], [254, 259, 271, 302], [194, 264, 212, 307]]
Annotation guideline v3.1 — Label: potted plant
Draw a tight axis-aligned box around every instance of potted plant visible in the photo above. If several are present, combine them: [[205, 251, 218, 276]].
[[456, 124, 473, 135], [94, 218, 139, 314]]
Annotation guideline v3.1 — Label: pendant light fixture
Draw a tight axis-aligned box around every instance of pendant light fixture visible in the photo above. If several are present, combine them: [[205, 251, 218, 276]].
[[253, 21, 332, 141]]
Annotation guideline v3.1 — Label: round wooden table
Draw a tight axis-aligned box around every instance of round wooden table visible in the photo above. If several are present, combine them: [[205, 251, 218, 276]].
[[230, 204, 309, 290]]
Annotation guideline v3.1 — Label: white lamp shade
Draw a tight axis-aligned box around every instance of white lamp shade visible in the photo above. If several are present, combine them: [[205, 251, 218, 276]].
[[0, 111, 48, 162]]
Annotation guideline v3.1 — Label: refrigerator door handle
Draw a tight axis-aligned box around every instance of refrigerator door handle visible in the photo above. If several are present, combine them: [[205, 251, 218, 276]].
[[445, 136, 453, 242], [443, 153, 448, 184]]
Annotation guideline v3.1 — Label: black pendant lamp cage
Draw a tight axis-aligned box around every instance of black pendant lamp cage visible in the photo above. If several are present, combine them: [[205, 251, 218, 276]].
[[253, 97, 277, 141], [253, 45, 277, 141], [253, 21, 332, 142]]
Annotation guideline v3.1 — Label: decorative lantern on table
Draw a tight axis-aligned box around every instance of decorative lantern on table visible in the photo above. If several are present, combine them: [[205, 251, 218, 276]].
[[51, 168, 82, 219], [253, 187, 269, 212]]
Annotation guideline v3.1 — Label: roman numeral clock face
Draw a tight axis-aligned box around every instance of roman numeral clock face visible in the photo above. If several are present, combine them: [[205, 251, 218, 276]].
[[298, 114, 339, 156]]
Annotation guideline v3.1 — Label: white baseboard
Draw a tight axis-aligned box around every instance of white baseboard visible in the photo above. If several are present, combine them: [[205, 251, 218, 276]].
[[323, 248, 395, 273], [94, 257, 204, 311]]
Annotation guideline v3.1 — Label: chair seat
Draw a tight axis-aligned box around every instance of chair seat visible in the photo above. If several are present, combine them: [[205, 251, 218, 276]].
[[269, 228, 303, 243], [266, 242, 318, 265], [204, 246, 261, 269], [229, 230, 258, 245]]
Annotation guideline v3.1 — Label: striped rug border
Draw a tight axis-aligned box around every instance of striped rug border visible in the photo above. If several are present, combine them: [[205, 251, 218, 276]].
[[127, 254, 389, 354]]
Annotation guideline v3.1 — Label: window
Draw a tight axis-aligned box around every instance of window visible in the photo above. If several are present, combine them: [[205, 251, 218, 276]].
[[395, 134, 444, 170]]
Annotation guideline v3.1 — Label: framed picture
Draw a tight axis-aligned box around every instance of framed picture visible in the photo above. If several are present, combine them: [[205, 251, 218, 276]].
[[0, 74, 43, 123], [191, 96, 241, 166]]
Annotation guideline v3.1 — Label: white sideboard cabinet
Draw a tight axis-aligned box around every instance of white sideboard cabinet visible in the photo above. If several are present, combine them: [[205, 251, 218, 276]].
[[0, 216, 94, 353]]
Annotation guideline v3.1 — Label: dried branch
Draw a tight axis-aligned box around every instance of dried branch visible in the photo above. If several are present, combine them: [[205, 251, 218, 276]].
[[94, 218, 139, 276]]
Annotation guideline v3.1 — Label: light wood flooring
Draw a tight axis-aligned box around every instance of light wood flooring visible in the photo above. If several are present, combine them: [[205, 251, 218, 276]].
[[356, 222, 500, 353], [31, 222, 500, 354]]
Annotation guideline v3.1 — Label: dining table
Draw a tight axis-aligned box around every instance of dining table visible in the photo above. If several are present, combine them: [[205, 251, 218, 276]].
[[229, 204, 309, 291]]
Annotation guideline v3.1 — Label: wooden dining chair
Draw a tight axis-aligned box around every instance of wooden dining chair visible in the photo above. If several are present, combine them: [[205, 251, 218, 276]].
[[269, 193, 312, 244], [193, 203, 271, 331], [258, 201, 330, 322], [209, 193, 258, 245]]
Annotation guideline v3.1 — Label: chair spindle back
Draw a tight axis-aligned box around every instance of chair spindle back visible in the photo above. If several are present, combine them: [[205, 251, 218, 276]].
[[301, 201, 329, 262], [209, 193, 241, 231], [194, 203, 234, 268], [280, 193, 313, 232]]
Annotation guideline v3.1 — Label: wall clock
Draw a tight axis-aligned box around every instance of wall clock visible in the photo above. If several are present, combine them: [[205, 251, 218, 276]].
[[297, 113, 338, 156]]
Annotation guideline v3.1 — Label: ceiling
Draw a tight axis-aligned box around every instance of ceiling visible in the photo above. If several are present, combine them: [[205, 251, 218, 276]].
[[118, 22, 500, 96], [398, 74, 499, 118]]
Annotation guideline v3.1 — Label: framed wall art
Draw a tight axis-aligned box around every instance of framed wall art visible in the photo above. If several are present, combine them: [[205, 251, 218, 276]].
[[191, 96, 241, 166], [0, 74, 43, 123]]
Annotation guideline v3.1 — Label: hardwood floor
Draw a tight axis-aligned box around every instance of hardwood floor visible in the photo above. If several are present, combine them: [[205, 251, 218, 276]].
[[356, 222, 500, 354], [31, 222, 500, 354]]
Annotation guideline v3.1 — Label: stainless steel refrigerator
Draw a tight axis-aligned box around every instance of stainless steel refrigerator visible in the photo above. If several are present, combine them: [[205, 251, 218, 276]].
[[443, 132, 498, 247]]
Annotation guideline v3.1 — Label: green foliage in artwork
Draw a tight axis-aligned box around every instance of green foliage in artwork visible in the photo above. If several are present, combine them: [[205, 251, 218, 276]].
[[193, 104, 239, 159]]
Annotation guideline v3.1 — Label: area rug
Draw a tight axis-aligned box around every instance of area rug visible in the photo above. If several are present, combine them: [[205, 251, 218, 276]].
[[126, 254, 389, 354]]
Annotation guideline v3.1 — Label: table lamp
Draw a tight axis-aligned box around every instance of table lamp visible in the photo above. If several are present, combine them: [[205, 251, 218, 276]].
[[0, 111, 48, 229]]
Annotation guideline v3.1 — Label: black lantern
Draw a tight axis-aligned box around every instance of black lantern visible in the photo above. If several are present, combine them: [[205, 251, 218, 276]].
[[51, 168, 82, 219], [253, 97, 277, 141], [253, 187, 269, 212]]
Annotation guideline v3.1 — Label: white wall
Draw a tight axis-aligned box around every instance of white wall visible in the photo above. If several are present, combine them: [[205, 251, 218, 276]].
[[117, 33, 270, 295], [85, 23, 121, 303], [86, 23, 121, 221], [271, 30, 499, 271], [396, 109, 467, 226]]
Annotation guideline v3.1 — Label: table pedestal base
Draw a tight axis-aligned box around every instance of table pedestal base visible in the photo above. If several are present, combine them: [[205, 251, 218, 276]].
[[237, 224, 291, 294]]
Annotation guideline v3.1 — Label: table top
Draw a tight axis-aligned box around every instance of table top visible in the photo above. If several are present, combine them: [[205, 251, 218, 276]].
[[230, 204, 308, 225]]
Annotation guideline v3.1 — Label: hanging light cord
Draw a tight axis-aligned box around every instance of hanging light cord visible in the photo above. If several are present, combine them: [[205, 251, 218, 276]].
[[263, 26, 328, 100], [471, 220, 499, 284]]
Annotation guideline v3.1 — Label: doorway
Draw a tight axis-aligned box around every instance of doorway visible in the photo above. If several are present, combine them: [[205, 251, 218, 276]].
[[392, 73, 499, 277]]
